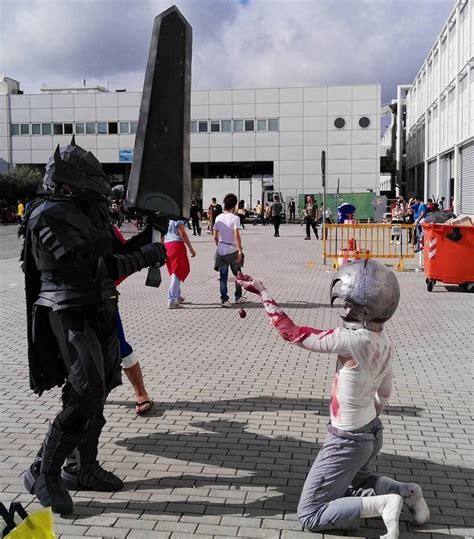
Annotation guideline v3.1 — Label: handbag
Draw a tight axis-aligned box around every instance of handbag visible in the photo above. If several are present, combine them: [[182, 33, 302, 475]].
[[1, 502, 56, 538]]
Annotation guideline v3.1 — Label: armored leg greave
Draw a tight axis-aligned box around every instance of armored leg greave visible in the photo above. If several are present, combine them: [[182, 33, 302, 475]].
[[24, 419, 81, 515], [61, 413, 123, 492]]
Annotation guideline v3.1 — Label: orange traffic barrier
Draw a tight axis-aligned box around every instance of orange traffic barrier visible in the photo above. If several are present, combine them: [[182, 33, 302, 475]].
[[323, 223, 416, 271]]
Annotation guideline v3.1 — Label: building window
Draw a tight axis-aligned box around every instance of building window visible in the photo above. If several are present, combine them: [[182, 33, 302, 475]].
[[257, 119, 267, 131], [198, 121, 208, 133], [53, 123, 63, 135], [86, 122, 96, 134], [359, 116, 370, 128], [64, 123, 73, 135], [108, 122, 118, 134], [75, 122, 85, 135], [97, 122, 107, 135], [244, 120, 255, 132], [20, 123, 30, 135], [10, 124, 19, 136], [221, 120, 232, 132], [268, 118, 279, 131], [210, 121, 220, 133], [42, 123, 52, 135], [190, 121, 197, 133], [31, 124, 41, 135], [233, 119, 243, 132], [130, 121, 138, 134], [119, 122, 129, 134], [334, 117, 345, 129]]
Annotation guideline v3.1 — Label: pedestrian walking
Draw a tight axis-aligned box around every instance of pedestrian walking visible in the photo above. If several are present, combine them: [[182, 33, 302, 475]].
[[303, 195, 319, 240], [271, 194, 283, 237], [190, 199, 201, 236], [213, 193, 244, 307], [164, 218, 196, 309], [237, 200, 246, 229], [207, 197, 222, 234], [288, 198, 296, 221]]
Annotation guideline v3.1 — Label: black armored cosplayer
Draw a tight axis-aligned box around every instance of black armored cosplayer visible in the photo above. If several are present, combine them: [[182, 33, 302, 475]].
[[21, 138, 167, 514]]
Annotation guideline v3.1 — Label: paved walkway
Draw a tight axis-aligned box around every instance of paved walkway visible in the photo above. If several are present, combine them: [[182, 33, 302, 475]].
[[0, 223, 473, 538]]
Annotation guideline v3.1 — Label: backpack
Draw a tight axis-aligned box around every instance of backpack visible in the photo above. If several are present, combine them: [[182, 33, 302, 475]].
[[214, 203, 222, 217]]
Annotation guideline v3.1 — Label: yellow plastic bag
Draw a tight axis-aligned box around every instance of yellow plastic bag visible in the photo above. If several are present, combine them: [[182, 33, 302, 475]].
[[1, 503, 56, 539]]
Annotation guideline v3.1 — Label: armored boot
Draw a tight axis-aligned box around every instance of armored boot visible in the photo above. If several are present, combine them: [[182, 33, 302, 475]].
[[24, 421, 81, 515], [61, 414, 123, 492]]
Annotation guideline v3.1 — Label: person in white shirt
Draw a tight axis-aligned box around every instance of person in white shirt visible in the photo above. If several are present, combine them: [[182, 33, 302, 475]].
[[237, 260, 429, 538], [213, 193, 244, 307]]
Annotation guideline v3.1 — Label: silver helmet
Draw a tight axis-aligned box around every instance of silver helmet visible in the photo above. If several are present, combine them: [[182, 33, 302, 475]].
[[330, 259, 400, 331]]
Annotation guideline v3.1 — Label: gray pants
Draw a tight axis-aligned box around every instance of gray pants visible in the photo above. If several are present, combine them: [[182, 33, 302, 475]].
[[297, 417, 383, 532]]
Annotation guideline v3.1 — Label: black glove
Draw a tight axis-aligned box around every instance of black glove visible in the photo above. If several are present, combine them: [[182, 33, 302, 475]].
[[140, 242, 167, 267], [147, 212, 169, 235]]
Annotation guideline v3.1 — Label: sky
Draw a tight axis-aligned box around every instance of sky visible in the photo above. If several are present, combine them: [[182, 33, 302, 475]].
[[0, 0, 454, 104]]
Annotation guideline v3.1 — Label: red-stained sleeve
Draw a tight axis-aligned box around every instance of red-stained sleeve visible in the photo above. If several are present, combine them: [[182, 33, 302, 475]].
[[260, 290, 351, 355]]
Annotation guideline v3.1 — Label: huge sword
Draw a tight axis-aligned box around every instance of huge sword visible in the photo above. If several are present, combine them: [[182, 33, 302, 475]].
[[126, 5, 192, 286]]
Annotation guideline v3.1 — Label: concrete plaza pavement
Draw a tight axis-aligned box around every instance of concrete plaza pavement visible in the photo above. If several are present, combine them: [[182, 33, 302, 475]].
[[0, 222, 473, 539]]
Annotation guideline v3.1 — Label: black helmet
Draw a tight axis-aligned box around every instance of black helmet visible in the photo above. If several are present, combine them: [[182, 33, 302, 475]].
[[42, 136, 110, 195]]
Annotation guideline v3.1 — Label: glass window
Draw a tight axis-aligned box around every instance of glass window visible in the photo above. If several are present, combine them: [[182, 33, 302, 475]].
[[268, 118, 279, 131], [221, 120, 231, 132], [20, 124, 30, 135], [190, 121, 197, 133], [257, 119, 267, 131], [130, 121, 137, 134], [64, 123, 73, 135], [244, 120, 254, 132], [233, 119, 243, 132], [108, 122, 118, 134], [198, 121, 208, 133], [97, 122, 107, 134], [75, 122, 85, 135], [210, 121, 220, 133], [86, 122, 96, 134], [32, 124, 41, 135], [53, 123, 63, 135], [42, 123, 52, 135], [119, 122, 129, 134], [10, 124, 19, 136]]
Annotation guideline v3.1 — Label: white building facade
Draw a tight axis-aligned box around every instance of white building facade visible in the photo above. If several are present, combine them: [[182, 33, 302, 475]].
[[405, 0, 474, 213], [0, 81, 381, 201]]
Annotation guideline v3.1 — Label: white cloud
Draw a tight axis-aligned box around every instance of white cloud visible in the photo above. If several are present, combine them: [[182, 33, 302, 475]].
[[0, 0, 453, 101]]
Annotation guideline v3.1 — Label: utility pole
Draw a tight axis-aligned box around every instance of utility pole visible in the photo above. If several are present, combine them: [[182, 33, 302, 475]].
[[321, 150, 326, 265]]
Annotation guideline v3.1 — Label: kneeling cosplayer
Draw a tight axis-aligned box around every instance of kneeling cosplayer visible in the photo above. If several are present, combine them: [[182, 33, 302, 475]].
[[237, 260, 429, 539], [21, 138, 167, 514]]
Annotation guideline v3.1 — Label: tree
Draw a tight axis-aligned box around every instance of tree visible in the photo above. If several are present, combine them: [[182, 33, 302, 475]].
[[0, 166, 42, 207]]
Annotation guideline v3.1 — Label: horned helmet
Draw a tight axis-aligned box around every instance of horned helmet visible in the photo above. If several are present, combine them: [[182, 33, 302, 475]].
[[42, 136, 110, 195]]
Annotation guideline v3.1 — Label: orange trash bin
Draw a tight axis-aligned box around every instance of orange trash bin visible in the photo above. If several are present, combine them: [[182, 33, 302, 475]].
[[422, 222, 474, 292]]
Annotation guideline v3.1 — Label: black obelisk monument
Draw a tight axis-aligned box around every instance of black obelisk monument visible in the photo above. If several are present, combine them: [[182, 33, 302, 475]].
[[126, 5, 192, 218]]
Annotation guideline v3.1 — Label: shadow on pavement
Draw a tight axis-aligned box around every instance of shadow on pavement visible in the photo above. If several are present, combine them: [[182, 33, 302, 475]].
[[107, 395, 423, 418], [70, 415, 470, 537]]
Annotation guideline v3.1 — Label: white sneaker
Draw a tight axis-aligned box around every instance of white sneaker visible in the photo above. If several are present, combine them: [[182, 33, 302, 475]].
[[168, 303, 184, 309], [390, 240, 394, 244], [221, 300, 231, 307], [234, 297, 244, 304]]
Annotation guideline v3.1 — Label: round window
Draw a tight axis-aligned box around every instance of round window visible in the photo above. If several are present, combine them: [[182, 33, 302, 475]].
[[359, 116, 370, 128], [334, 117, 345, 129]]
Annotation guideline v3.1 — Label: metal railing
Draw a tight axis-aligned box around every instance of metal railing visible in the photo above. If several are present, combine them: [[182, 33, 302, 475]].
[[322, 223, 416, 271]]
